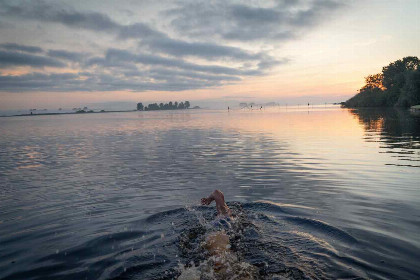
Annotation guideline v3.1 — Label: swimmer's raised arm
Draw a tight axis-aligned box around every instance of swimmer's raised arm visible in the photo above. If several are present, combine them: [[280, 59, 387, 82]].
[[201, 190, 232, 217]]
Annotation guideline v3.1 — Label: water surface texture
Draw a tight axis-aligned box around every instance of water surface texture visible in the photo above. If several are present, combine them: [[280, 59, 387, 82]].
[[1, 106, 419, 279]]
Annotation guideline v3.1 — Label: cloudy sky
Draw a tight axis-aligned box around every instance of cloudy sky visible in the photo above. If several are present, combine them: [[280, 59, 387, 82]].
[[0, 0, 419, 109]]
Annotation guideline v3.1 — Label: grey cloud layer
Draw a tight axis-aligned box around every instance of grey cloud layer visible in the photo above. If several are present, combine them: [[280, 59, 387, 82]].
[[0, 43, 43, 53], [0, 50, 66, 68], [0, 70, 229, 92], [47, 50, 87, 62], [167, 0, 343, 41], [0, 0, 344, 92], [0, 45, 252, 92], [0, 1, 264, 61]]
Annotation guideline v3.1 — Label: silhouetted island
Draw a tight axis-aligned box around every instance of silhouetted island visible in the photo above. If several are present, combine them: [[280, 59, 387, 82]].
[[343, 56, 420, 108], [137, 101, 194, 111]]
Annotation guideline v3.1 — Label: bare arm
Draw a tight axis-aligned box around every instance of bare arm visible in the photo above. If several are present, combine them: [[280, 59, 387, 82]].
[[201, 190, 232, 217]]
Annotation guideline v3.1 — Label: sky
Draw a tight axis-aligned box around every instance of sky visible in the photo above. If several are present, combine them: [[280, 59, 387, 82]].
[[0, 0, 419, 110]]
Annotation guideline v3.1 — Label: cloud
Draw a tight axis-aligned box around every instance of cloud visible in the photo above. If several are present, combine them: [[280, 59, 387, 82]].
[[118, 22, 164, 40], [88, 48, 265, 76], [0, 0, 344, 94], [0, 46, 251, 92], [166, 0, 344, 42], [144, 37, 263, 61], [147, 67, 242, 82], [0, 72, 79, 90], [0, 43, 43, 53], [0, 1, 119, 32], [0, 50, 66, 68], [0, 1, 275, 63], [47, 49, 86, 62], [0, 70, 233, 92]]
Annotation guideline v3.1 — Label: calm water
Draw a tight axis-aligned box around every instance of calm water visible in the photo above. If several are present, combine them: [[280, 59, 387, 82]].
[[0, 106, 419, 279]]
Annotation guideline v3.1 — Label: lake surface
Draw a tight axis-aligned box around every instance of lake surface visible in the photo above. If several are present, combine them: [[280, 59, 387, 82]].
[[0, 106, 419, 279]]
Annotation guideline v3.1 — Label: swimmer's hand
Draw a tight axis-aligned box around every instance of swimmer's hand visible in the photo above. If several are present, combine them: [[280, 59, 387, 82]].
[[201, 192, 216, 205], [201, 197, 212, 205]]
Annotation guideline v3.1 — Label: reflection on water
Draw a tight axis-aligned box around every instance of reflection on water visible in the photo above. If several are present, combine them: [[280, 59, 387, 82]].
[[349, 108, 420, 167], [0, 107, 419, 279]]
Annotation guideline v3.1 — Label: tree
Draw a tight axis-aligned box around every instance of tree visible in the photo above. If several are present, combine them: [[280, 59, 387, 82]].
[[151, 103, 159, 110], [139, 101, 193, 111], [362, 73, 384, 90], [344, 56, 420, 108], [185, 101, 190, 109], [382, 56, 420, 90], [397, 68, 420, 107], [345, 87, 385, 107]]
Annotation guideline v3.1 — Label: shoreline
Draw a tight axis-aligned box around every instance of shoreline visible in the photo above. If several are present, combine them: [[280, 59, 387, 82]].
[[0, 110, 136, 118], [0, 108, 201, 118]]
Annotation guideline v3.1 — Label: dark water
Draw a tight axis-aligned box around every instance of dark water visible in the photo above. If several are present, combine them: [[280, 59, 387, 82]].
[[0, 106, 419, 279]]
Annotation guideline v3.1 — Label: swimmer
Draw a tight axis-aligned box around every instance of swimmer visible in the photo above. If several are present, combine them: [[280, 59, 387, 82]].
[[201, 190, 232, 265], [201, 189, 232, 253], [178, 190, 256, 279]]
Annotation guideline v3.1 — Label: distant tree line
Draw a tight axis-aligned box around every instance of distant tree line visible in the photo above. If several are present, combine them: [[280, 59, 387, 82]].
[[343, 56, 420, 108], [137, 101, 190, 111]]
